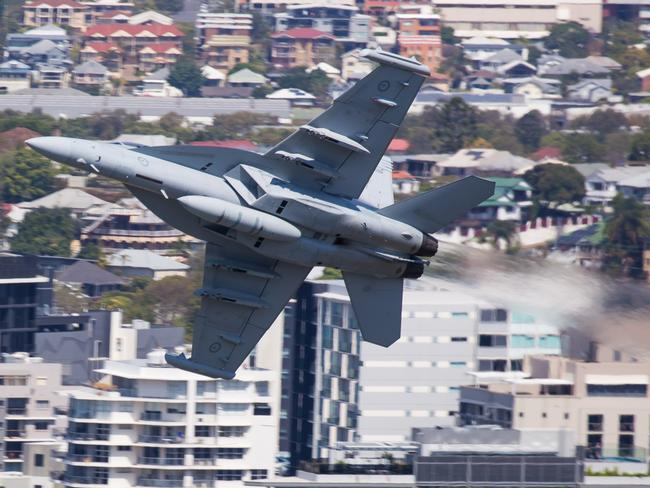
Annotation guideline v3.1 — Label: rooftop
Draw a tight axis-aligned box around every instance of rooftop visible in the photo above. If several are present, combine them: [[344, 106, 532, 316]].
[[106, 249, 189, 271], [271, 28, 335, 40], [18, 188, 111, 210], [57, 260, 125, 286]]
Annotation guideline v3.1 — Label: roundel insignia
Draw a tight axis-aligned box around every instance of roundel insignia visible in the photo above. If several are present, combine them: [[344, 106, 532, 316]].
[[378, 80, 390, 92], [209, 342, 222, 353]]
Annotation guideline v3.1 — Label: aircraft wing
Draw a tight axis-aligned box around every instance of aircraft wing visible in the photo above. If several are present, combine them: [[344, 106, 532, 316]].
[[265, 50, 430, 199], [166, 242, 311, 379]]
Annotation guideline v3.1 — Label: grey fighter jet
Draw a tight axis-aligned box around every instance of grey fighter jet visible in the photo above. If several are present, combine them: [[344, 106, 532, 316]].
[[27, 50, 495, 379]]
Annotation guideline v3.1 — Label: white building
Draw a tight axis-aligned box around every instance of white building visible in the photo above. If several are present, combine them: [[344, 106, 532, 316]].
[[584, 166, 650, 206], [62, 351, 278, 488]]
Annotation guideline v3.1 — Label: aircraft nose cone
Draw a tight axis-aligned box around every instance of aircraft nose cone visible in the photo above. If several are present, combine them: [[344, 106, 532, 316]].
[[26, 136, 72, 163]]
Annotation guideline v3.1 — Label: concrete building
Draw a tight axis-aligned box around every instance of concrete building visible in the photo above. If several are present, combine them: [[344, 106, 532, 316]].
[[271, 28, 336, 69], [196, 13, 252, 72], [459, 355, 650, 472], [274, 4, 371, 48], [395, 6, 442, 74], [22, 0, 88, 29], [236, 0, 355, 15], [431, 0, 603, 40], [61, 352, 278, 487], [0, 353, 67, 474]]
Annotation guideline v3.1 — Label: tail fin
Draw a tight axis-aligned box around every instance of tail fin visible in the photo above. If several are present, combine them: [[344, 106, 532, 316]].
[[378, 175, 495, 233], [343, 272, 403, 347], [358, 156, 394, 209]]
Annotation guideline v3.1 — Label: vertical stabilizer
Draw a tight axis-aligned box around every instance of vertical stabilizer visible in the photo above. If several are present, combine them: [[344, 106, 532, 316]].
[[342, 272, 403, 347]]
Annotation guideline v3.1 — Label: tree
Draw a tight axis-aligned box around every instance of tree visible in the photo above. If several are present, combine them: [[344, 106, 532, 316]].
[[603, 194, 650, 278], [10, 208, 76, 256], [523, 163, 586, 203], [527, 46, 542, 66], [142, 275, 200, 328], [208, 112, 272, 140], [0, 148, 57, 203], [277, 67, 332, 98], [544, 22, 592, 58], [251, 12, 272, 44], [440, 26, 458, 45], [177, 22, 197, 57], [430, 98, 478, 153], [168, 56, 205, 97], [628, 130, 650, 160], [574, 109, 629, 137], [560, 133, 606, 163], [514, 110, 546, 151], [153, 0, 184, 14], [77, 242, 105, 265], [485, 220, 518, 250]]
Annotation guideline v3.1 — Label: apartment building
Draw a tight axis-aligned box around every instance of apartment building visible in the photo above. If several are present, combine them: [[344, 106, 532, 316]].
[[431, 0, 603, 40], [61, 351, 278, 487], [274, 4, 371, 48], [196, 13, 253, 72], [459, 355, 650, 466], [396, 6, 442, 74], [0, 353, 67, 474], [270, 28, 336, 69], [235, 0, 355, 15], [22, 0, 88, 29]]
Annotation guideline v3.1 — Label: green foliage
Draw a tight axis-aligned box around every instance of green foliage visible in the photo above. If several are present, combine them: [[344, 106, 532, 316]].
[[0, 148, 57, 203], [523, 163, 586, 203], [603, 19, 650, 94], [168, 56, 205, 97], [251, 127, 292, 146], [10, 208, 76, 256], [560, 133, 606, 163], [207, 112, 273, 140], [153, 0, 184, 13], [438, 46, 468, 86], [252, 84, 274, 99], [429, 98, 478, 153], [543, 22, 592, 58], [0, 109, 56, 135], [177, 22, 197, 57], [514, 110, 546, 151], [603, 195, 650, 278], [628, 130, 650, 160], [251, 12, 272, 44], [572, 109, 629, 137], [77, 242, 104, 264], [320, 267, 342, 280], [527, 46, 542, 66], [485, 220, 517, 250], [278, 67, 332, 98], [440, 26, 458, 45]]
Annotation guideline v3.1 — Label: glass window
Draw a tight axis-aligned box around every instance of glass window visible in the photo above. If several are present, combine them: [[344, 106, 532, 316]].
[[588, 414, 603, 431], [34, 454, 43, 467], [539, 335, 561, 349], [219, 380, 248, 391], [511, 335, 535, 348], [322, 325, 333, 349], [620, 415, 634, 432], [195, 425, 210, 437], [330, 302, 344, 326], [587, 384, 647, 397]]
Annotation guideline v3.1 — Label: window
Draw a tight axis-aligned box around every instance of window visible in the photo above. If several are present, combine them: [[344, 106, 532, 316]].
[[34, 421, 48, 430], [218, 426, 246, 437], [451, 337, 467, 342], [620, 415, 634, 432], [588, 414, 603, 432], [219, 380, 248, 391], [251, 469, 268, 480], [511, 335, 535, 348], [255, 381, 269, 396], [619, 434, 635, 457], [216, 448, 244, 459], [479, 335, 507, 347], [587, 384, 647, 397], [216, 470, 242, 481], [450, 361, 466, 367], [218, 403, 248, 414], [322, 325, 333, 349], [34, 454, 43, 467], [195, 426, 210, 437], [480, 309, 507, 322], [36, 400, 49, 409], [117, 446, 131, 451], [35, 377, 47, 386], [254, 403, 272, 416]]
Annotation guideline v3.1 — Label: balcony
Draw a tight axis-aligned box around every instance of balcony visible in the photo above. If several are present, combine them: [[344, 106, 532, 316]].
[[67, 454, 109, 463], [585, 445, 647, 463], [7, 408, 27, 415], [63, 475, 108, 485], [138, 435, 185, 444], [137, 479, 182, 487], [68, 432, 109, 441], [4, 451, 23, 460], [5, 430, 26, 438], [137, 457, 184, 466]]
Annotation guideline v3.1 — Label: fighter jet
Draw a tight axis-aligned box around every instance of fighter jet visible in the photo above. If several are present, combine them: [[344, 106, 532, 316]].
[[27, 50, 495, 379]]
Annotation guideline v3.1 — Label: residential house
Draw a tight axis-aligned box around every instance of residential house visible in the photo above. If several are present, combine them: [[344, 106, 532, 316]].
[[478, 48, 523, 72], [555, 221, 605, 268], [137, 42, 181, 72], [32, 64, 68, 88], [128, 10, 172, 25], [81, 0, 135, 25], [22, 0, 88, 29], [201, 65, 226, 87], [461, 37, 517, 61], [94, 10, 131, 24], [271, 28, 336, 69], [196, 13, 252, 72], [395, 6, 442, 74], [437, 149, 538, 177], [307, 62, 340, 81], [79, 41, 122, 71], [5, 25, 69, 59], [341, 48, 374, 81], [468, 177, 533, 223], [83, 23, 183, 63], [496, 60, 537, 78], [618, 170, 650, 205], [0, 61, 32, 94], [637, 67, 650, 91], [539, 57, 611, 78], [227, 68, 268, 88], [583, 166, 649, 206], [236, 0, 356, 14], [274, 4, 371, 49], [18, 187, 111, 219], [363, 0, 430, 15], [567, 79, 613, 103], [585, 56, 622, 71], [71, 60, 108, 91], [392, 153, 450, 178], [371, 25, 397, 50], [105, 249, 189, 279], [503, 77, 561, 99], [56, 260, 124, 297], [17, 39, 68, 67], [0, 127, 41, 152], [392, 170, 420, 194], [266, 88, 316, 107], [133, 67, 182, 97]]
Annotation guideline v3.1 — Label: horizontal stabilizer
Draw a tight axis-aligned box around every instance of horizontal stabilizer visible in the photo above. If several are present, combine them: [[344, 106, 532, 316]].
[[378, 176, 495, 233], [343, 272, 403, 347]]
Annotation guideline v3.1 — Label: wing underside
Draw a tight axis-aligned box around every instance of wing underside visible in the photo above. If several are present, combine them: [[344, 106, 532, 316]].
[[166, 243, 311, 379]]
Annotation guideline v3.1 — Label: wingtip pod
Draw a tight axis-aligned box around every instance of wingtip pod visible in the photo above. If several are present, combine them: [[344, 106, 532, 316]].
[[165, 352, 236, 379], [360, 49, 431, 77]]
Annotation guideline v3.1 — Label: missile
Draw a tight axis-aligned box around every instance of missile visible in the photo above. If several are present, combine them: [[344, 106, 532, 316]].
[[178, 195, 301, 242]]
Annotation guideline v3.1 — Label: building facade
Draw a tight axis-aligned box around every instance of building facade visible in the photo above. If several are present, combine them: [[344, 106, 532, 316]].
[[396, 7, 442, 74], [271, 28, 336, 69], [62, 353, 278, 487], [197, 13, 252, 72]]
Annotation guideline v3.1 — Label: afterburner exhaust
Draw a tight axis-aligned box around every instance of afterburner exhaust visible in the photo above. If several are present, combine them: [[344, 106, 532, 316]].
[[415, 234, 438, 257]]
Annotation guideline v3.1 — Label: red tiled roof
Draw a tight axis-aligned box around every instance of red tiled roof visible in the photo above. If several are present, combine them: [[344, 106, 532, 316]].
[[84, 41, 121, 52], [388, 138, 410, 152], [531, 146, 562, 161], [0, 127, 41, 152], [392, 170, 415, 180], [85, 23, 183, 38], [139, 42, 182, 53], [271, 28, 334, 40], [189, 140, 259, 151], [98, 10, 131, 19], [24, 0, 85, 7]]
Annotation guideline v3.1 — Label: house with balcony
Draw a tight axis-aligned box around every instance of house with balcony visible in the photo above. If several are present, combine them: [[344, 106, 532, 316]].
[[33, 64, 68, 89], [22, 0, 88, 29], [618, 170, 650, 206], [71, 60, 109, 92], [81, 0, 135, 25], [79, 41, 123, 71], [137, 43, 181, 72], [61, 351, 277, 487], [584, 166, 650, 207], [196, 13, 252, 72], [5, 25, 70, 60], [467, 177, 533, 223], [0, 61, 32, 94], [271, 28, 336, 69]]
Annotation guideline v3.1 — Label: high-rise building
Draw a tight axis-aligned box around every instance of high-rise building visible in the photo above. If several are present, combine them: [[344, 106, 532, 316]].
[[0, 352, 67, 474], [62, 351, 278, 487], [396, 6, 442, 75]]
